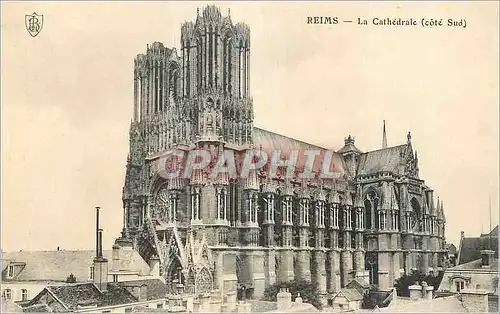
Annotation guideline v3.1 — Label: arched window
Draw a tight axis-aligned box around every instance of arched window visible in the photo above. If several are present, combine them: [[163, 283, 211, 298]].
[[168, 63, 180, 101], [410, 198, 421, 232], [365, 191, 379, 230]]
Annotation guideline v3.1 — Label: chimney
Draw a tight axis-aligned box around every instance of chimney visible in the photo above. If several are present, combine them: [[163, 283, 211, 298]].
[[460, 289, 489, 312], [295, 293, 303, 304], [277, 288, 292, 311], [421, 282, 434, 300], [480, 249, 494, 268], [112, 244, 120, 271], [461, 231, 465, 239], [93, 206, 108, 291], [408, 282, 422, 300]]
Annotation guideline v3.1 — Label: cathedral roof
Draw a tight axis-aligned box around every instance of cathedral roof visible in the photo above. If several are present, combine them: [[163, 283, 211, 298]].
[[253, 127, 347, 177], [357, 144, 407, 175]]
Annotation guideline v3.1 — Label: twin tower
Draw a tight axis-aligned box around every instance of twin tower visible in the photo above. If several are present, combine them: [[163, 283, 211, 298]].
[[131, 5, 253, 157]]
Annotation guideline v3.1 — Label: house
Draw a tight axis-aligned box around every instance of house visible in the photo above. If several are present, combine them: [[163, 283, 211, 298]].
[[374, 281, 495, 313], [439, 252, 498, 294], [1, 211, 159, 303], [24, 279, 168, 313], [457, 226, 498, 266], [22, 208, 169, 313], [439, 227, 498, 296], [331, 288, 364, 311], [346, 278, 371, 296]]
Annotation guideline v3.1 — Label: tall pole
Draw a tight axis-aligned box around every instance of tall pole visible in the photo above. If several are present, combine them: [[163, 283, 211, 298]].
[[489, 197, 492, 250], [96, 206, 100, 258]]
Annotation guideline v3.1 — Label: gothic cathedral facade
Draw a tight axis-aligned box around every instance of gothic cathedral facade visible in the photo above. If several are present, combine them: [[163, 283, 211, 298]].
[[118, 6, 447, 303]]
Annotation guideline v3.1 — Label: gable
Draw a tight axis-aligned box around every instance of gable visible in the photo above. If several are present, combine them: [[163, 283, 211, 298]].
[[28, 288, 68, 312]]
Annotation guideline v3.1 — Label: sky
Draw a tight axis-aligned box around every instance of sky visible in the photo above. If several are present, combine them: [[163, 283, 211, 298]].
[[1, 1, 498, 252]]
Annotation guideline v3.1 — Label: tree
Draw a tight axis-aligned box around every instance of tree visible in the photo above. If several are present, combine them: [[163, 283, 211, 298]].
[[262, 279, 322, 310], [361, 286, 380, 309], [66, 273, 76, 283], [394, 270, 444, 297]]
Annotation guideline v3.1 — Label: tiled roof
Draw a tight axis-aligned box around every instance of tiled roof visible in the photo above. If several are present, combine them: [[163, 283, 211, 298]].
[[382, 296, 467, 313], [336, 288, 364, 301], [28, 279, 167, 312], [458, 231, 499, 265], [357, 145, 407, 175], [346, 278, 371, 295], [47, 283, 137, 310], [22, 304, 51, 312], [449, 258, 498, 271], [253, 127, 347, 176], [119, 279, 168, 301], [2, 249, 151, 282]]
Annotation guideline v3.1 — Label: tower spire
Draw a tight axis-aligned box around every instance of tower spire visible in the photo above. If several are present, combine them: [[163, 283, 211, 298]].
[[382, 120, 387, 149]]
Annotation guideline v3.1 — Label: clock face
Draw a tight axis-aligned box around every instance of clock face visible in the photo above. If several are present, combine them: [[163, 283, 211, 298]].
[[155, 187, 170, 222]]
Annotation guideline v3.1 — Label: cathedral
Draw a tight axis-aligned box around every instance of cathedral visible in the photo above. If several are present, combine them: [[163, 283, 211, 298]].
[[118, 5, 448, 304]]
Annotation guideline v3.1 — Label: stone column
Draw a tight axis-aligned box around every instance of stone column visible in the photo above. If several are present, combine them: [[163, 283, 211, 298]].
[[313, 249, 328, 306], [377, 252, 391, 291], [218, 250, 238, 301], [296, 249, 311, 281], [353, 249, 365, 279], [265, 249, 277, 287], [327, 249, 341, 294], [392, 251, 402, 284], [341, 249, 353, 287], [277, 249, 294, 283]]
